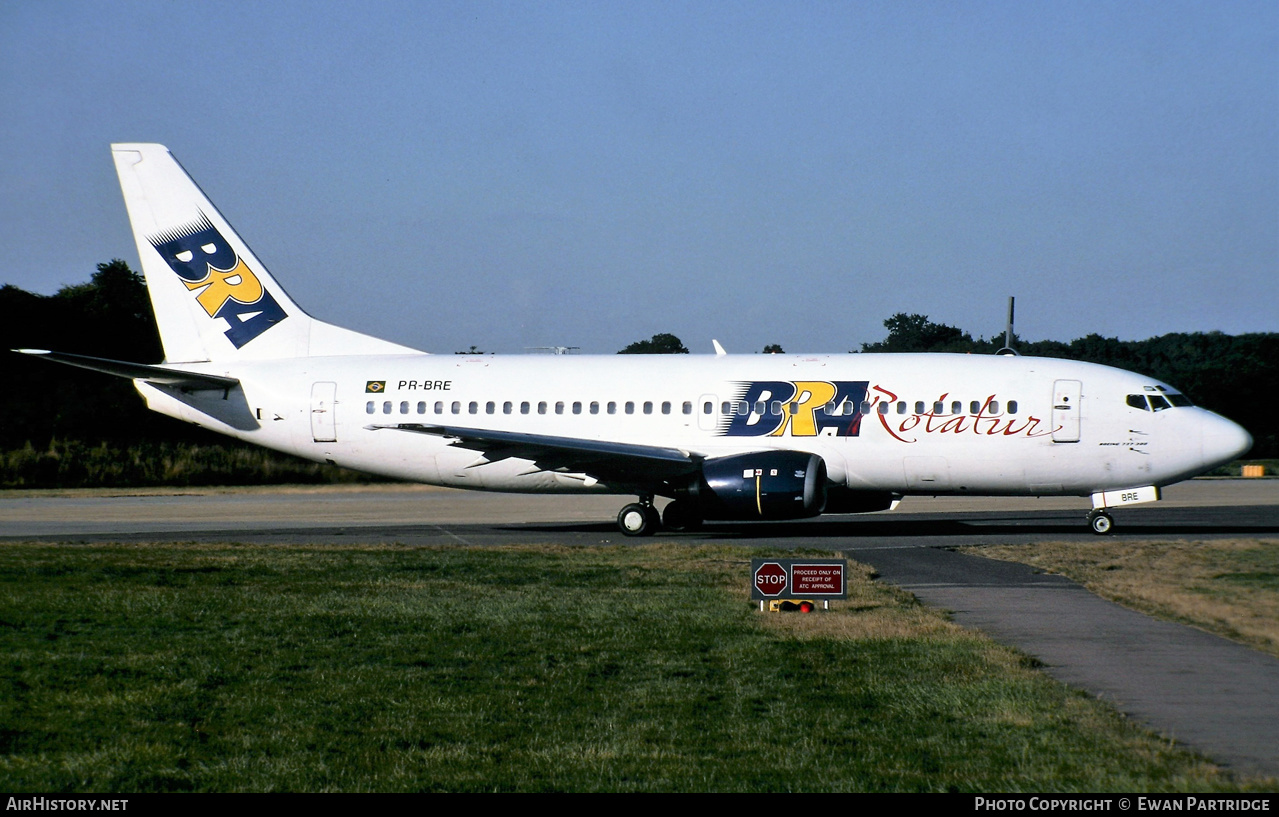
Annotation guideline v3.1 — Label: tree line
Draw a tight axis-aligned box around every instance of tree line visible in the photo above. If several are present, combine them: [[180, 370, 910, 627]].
[[1, 265, 1270, 487]]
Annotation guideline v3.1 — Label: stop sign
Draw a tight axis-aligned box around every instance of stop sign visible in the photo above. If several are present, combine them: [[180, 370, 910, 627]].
[[754, 562, 788, 597]]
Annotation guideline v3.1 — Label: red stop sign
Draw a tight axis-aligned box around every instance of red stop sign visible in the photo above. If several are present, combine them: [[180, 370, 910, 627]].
[[754, 562, 788, 597]]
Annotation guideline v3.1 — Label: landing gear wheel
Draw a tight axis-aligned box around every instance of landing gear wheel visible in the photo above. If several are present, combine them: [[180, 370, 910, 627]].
[[661, 499, 703, 533], [1088, 510, 1114, 535], [618, 503, 658, 537], [644, 504, 662, 532]]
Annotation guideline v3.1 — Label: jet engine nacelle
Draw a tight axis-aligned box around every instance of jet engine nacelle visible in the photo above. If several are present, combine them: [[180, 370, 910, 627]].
[[697, 451, 827, 521]]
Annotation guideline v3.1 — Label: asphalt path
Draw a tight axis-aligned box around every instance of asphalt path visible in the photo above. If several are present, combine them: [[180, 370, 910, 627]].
[[3, 478, 1278, 778]]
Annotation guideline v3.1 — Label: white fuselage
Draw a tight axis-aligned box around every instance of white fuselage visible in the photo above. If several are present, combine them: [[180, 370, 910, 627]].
[[136, 351, 1248, 500]]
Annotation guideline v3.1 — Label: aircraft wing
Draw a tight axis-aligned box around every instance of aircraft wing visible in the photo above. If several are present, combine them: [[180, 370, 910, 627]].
[[15, 349, 240, 392], [367, 423, 702, 486]]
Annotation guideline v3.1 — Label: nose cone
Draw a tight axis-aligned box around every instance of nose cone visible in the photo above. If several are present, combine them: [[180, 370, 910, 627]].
[[1201, 412, 1253, 470]]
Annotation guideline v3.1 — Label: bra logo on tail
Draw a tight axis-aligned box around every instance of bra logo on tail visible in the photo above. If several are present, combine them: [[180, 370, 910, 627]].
[[149, 214, 288, 348]]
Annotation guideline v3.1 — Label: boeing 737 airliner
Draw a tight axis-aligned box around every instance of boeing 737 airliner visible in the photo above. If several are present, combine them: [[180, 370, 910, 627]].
[[19, 144, 1253, 535]]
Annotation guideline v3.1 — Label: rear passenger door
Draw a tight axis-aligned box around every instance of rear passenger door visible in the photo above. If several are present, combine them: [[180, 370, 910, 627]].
[[311, 381, 338, 443]]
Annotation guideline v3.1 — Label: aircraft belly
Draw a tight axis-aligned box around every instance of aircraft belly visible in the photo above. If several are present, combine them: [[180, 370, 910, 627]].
[[903, 456, 951, 491]]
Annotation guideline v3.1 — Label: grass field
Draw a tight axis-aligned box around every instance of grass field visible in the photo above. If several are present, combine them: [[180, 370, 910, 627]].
[[972, 539, 1279, 658], [0, 541, 1270, 792]]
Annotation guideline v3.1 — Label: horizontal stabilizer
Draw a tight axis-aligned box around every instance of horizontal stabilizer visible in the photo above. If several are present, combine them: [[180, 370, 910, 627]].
[[15, 349, 239, 392]]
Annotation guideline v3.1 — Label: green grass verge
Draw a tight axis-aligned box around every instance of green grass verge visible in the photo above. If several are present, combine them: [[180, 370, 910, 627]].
[[0, 542, 1263, 792]]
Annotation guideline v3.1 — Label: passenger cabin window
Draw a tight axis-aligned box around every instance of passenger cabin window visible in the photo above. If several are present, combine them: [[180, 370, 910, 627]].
[[590, 401, 599, 415], [915, 401, 926, 414], [469, 401, 478, 414], [503, 401, 512, 415], [555, 401, 565, 415], [417, 401, 427, 414], [520, 401, 530, 414], [451, 401, 461, 414], [572, 401, 582, 415], [1007, 400, 1018, 414], [643, 401, 653, 415], [383, 401, 392, 414], [877, 402, 889, 415], [485, 401, 495, 415], [366, 401, 375, 414], [607, 401, 617, 415], [538, 401, 547, 415], [436, 401, 445, 414], [400, 401, 409, 414], [625, 401, 635, 415], [683, 401, 693, 415], [897, 402, 907, 414], [662, 401, 672, 415]]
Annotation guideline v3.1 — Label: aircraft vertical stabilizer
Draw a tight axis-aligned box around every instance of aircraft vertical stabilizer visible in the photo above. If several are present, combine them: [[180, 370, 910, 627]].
[[110, 143, 419, 363]]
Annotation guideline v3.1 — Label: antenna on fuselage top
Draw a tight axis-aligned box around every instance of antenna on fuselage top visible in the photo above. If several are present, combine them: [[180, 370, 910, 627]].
[[996, 296, 1018, 356]]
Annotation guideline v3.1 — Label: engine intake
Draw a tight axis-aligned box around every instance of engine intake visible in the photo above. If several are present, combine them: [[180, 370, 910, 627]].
[[697, 451, 827, 520]]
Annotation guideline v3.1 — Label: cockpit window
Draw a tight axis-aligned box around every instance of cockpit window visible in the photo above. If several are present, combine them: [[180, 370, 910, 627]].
[[1128, 392, 1193, 410]]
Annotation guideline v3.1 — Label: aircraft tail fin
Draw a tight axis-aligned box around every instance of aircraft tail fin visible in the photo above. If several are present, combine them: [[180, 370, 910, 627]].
[[111, 143, 420, 363]]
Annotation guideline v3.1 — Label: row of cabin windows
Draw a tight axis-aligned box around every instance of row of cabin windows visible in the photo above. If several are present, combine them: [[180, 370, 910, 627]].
[[717, 399, 1017, 417], [367, 398, 1018, 418], [368, 399, 695, 416]]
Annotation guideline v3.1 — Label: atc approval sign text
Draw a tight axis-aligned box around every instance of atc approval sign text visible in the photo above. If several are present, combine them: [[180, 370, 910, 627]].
[[750, 558, 847, 601]]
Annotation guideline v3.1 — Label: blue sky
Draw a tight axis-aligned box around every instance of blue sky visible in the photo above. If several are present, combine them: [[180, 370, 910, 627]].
[[2, 0, 1274, 355]]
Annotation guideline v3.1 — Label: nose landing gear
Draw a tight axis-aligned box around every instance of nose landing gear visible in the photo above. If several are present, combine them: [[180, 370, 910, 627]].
[[1087, 509, 1114, 535]]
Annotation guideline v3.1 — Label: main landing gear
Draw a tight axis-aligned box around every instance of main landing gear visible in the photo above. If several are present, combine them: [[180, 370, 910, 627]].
[[616, 497, 703, 536], [1087, 509, 1114, 535], [617, 499, 661, 537]]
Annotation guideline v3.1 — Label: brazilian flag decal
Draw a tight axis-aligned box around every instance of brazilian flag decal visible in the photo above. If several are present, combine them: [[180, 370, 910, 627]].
[[365, 381, 386, 394]]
